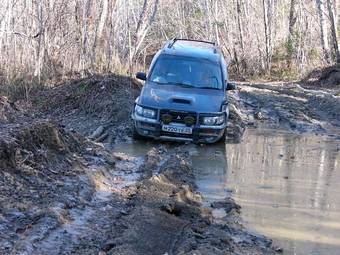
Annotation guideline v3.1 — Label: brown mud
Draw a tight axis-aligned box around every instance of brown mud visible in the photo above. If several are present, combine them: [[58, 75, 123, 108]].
[[0, 74, 339, 254]]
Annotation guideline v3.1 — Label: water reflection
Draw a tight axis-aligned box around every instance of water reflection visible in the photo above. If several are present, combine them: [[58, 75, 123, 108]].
[[193, 129, 340, 255]]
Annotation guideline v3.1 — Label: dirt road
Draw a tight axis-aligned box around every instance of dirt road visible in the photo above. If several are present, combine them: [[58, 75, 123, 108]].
[[0, 75, 338, 254]]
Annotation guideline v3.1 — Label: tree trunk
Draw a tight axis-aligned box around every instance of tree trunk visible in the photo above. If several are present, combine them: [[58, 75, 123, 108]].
[[80, 0, 92, 75], [213, 0, 220, 45], [130, 0, 159, 62], [326, 0, 340, 63], [316, 0, 330, 62], [287, 0, 297, 68], [262, 0, 271, 71], [91, 0, 110, 70], [236, 0, 245, 54], [33, 0, 44, 82]]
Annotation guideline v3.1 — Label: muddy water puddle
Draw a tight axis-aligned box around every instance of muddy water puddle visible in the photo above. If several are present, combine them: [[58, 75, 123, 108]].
[[193, 129, 340, 255], [113, 130, 340, 255]]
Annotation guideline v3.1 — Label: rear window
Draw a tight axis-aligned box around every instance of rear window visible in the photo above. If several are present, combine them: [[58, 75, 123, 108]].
[[149, 55, 223, 90]]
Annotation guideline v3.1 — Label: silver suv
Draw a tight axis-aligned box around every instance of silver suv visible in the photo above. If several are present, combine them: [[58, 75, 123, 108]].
[[132, 38, 236, 143]]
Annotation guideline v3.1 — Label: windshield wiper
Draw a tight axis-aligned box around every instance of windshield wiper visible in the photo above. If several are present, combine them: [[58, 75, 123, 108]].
[[152, 81, 193, 87], [199, 86, 220, 90], [170, 82, 194, 88], [151, 80, 168, 85]]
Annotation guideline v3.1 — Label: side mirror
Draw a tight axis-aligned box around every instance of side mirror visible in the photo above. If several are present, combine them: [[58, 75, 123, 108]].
[[226, 82, 237, 91], [136, 72, 147, 81]]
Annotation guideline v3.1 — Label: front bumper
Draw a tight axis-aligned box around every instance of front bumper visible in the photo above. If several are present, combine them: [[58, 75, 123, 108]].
[[132, 113, 226, 143]]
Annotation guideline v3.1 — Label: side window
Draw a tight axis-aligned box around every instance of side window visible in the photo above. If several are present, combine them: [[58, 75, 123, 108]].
[[148, 51, 162, 75], [221, 57, 228, 82]]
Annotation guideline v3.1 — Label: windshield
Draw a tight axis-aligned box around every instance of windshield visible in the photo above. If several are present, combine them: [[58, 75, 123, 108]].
[[149, 55, 223, 90]]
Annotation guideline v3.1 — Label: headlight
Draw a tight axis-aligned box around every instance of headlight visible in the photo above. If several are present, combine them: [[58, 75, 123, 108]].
[[135, 105, 144, 116], [134, 105, 156, 119], [202, 115, 225, 125]]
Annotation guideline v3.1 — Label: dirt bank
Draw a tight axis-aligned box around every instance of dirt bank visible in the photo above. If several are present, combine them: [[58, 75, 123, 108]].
[[0, 120, 118, 254], [302, 65, 340, 89], [235, 82, 340, 137], [32, 74, 141, 143]]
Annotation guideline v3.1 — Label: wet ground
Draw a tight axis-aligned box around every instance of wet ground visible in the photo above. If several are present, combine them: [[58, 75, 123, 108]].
[[114, 128, 340, 255], [2, 76, 340, 254]]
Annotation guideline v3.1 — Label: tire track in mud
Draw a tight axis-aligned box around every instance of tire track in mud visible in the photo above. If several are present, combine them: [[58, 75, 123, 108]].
[[29, 148, 152, 255], [102, 145, 275, 255]]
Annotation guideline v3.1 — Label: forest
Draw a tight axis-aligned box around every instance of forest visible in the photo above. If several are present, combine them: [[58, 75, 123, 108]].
[[0, 0, 339, 88]]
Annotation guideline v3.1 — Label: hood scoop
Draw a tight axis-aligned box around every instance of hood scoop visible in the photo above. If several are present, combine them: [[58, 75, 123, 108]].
[[171, 98, 192, 105]]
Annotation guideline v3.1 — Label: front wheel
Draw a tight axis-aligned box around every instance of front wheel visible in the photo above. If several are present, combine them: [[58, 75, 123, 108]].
[[132, 125, 145, 140], [217, 128, 227, 143]]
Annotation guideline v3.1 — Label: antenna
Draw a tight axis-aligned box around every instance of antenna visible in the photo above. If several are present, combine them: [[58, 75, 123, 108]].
[[168, 38, 177, 48]]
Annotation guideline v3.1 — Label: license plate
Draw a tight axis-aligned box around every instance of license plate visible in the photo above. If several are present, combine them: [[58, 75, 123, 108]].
[[162, 125, 192, 134]]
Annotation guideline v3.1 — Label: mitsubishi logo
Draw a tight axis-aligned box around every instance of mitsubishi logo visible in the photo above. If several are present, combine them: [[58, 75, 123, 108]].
[[176, 115, 181, 120]]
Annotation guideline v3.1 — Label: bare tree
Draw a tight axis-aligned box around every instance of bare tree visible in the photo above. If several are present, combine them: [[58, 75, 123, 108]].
[[326, 0, 340, 63], [80, 0, 92, 75], [287, 0, 297, 67], [131, 0, 159, 62], [316, 0, 330, 62], [262, 0, 276, 70], [33, 0, 44, 81], [236, 0, 245, 54], [91, 0, 110, 69]]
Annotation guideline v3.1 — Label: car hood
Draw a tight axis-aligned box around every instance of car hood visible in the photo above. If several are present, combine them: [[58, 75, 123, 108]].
[[138, 83, 225, 113]]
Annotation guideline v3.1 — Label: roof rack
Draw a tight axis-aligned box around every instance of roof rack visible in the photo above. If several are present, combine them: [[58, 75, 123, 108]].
[[168, 38, 216, 48]]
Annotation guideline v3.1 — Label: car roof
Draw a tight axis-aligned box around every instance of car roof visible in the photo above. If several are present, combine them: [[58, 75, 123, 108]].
[[161, 39, 222, 63]]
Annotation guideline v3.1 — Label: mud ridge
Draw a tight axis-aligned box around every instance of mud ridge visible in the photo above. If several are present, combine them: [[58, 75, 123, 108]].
[[236, 82, 340, 136], [107, 149, 274, 255], [0, 120, 123, 254], [32, 74, 141, 143]]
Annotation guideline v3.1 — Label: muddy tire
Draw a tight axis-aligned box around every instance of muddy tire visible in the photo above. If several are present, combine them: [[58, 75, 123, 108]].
[[218, 129, 227, 143], [132, 126, 145, 140]]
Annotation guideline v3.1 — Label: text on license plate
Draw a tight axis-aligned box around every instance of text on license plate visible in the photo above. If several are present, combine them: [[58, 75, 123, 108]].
[[162, 125, 192, 134]]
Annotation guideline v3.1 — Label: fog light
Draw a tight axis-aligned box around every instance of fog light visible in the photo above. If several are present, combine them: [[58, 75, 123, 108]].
[[162, 114, 172, 124], [184, 116, 195, 126]]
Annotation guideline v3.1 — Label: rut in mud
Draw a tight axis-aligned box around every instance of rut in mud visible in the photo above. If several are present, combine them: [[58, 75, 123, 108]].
[[0, 74, 339, 254]]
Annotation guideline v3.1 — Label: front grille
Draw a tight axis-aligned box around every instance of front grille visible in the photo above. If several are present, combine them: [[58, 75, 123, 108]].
[[160, 110, 197, 125]]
